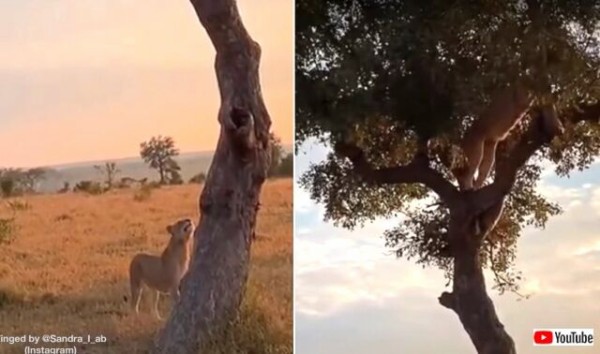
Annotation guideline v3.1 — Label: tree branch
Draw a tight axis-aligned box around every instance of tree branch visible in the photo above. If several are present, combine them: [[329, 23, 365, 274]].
[[334, 141, 459, 205], [438, 291, 456, 310], [477, 102, 600, 208]]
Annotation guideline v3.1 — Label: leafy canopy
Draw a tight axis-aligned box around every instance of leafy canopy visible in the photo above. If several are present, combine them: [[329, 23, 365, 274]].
[[139, 136, 181, 185], [296, 0, 600, 292]]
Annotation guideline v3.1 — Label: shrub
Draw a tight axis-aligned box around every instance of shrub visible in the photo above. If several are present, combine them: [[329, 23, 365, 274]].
[[73, 180, 104, 195], [57, 182, 70, 194], [0, 286, 24, 309], [0, 179, 15, 198], [169, 170, 184, 185], [133, 184, 153, 202], [94, 162, 120, 190], [116, 177, 136, 189], [189, 172, 207, 184], [6, 199, 30, 212], [147, 181, 162, 189], [54, 214, 72, 222], [0, 217, 17, 245]]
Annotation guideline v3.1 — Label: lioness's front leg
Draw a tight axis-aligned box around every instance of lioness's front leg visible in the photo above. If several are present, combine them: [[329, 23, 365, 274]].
[[153, 291, 162, 320]]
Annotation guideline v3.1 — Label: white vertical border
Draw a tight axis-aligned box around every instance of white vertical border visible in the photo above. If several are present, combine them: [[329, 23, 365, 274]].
[[291, 0, 297, 352]]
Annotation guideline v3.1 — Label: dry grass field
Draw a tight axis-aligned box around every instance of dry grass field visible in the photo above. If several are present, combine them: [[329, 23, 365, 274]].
[[0, 179, 292, 353]]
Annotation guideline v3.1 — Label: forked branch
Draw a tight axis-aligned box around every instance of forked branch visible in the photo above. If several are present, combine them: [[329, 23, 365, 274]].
[[479, 102, 600, 207]]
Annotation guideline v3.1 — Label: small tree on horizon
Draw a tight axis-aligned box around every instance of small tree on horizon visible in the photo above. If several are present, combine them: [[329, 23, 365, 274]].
[[20, 167, 48, 193], [139, 136, 181, 185], [94, 162, 120, 190]]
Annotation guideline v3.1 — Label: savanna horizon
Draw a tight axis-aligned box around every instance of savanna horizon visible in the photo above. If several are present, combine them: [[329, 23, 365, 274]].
[[2, 143, 294, 170]]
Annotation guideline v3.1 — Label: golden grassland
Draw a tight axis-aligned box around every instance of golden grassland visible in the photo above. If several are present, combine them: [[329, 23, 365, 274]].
[[0, 179, 292, 353]]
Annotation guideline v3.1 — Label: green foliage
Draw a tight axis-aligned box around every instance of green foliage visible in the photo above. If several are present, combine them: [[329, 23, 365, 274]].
[[297, 0, 600, 293], [189, 172, 207, 184], [73, 180, 104, 195], [139, 136, 181, 185]]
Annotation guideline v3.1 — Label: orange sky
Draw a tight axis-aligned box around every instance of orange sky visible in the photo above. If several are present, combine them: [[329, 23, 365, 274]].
[[0, 0, 293, 168]]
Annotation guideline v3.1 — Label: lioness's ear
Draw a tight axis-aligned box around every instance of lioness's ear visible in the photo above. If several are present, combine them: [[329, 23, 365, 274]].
[[166, 224, 173, 235]]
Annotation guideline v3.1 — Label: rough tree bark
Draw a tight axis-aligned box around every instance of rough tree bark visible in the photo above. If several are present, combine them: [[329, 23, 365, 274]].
[[153, 0, 271, 352], [439, 206, 516, 354], [336, 103, 600, 354]]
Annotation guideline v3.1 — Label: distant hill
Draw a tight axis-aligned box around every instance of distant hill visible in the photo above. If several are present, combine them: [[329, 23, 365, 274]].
[[38, 145, 292, 193]]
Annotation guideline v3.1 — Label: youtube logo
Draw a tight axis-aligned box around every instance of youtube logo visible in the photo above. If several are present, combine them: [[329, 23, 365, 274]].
[[533, 328, 594, 346], [534, 330, 553, 345]]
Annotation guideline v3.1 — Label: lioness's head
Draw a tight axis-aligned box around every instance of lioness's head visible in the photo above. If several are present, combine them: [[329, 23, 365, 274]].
[[166, 218, 195, 243]]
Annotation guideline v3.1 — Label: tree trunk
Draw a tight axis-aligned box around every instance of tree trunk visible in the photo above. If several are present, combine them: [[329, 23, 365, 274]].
[[153, 0, 271, 353], [439, 218, 516, 354], [158, 164, 166, 185]]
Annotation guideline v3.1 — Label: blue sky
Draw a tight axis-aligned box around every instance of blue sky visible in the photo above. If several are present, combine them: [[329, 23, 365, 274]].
[[295, 138, 600, 354]]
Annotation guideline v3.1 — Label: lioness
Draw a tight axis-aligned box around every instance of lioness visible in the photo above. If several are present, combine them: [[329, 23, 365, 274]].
[[126, 218, 194, 319]]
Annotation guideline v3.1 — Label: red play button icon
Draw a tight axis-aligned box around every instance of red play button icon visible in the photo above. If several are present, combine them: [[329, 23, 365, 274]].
[[534, 330, 553, 344]]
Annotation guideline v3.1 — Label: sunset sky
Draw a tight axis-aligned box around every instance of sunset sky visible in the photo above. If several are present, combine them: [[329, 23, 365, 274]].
[[296, 139, 600, 354], [0, 0, 293, 168]]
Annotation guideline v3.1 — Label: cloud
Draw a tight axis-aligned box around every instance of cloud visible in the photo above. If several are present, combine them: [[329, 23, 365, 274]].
[[294, 186, 319, 215], [295, 154, 600, 353], [591, 186, 600, 216], [296, 292, 475, 354], [296, 260, 446, 317], [295, 207, 448, 318]]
